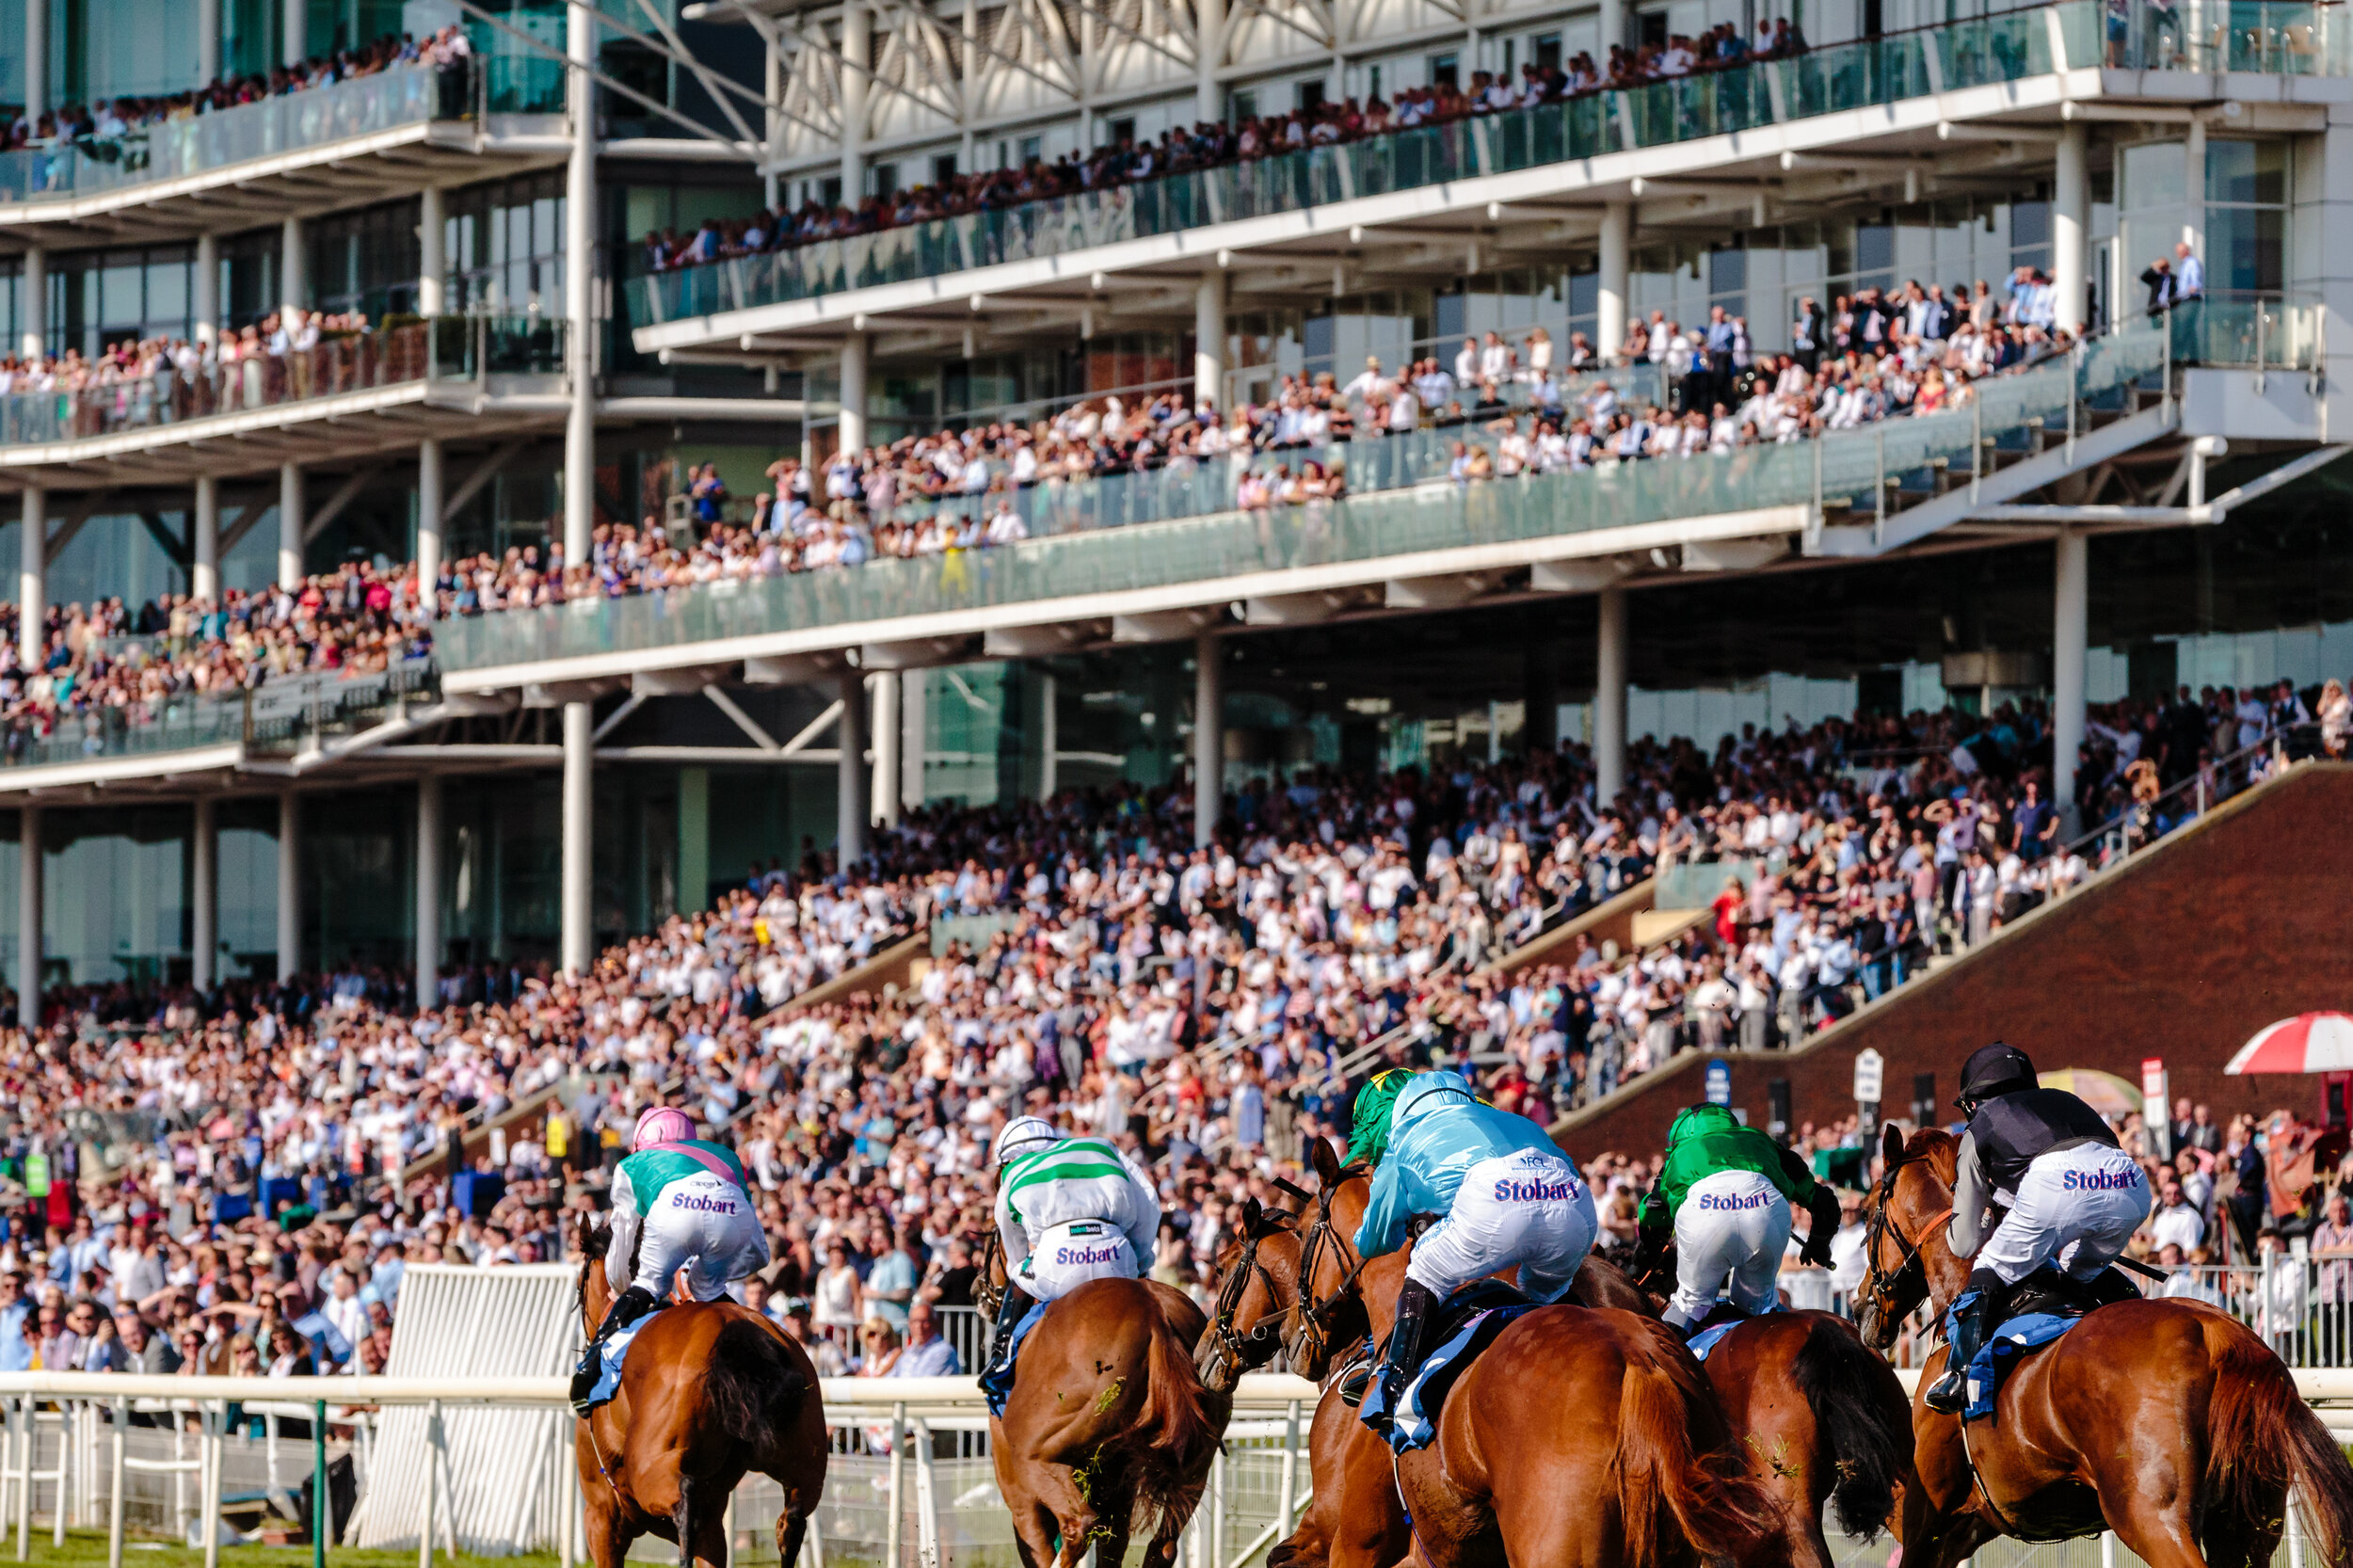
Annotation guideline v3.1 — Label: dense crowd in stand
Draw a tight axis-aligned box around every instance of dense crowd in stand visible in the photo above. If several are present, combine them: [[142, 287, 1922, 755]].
[[0, 680, 2344, 1376], [641, 20, 1808, 270], [0, 306, 387, 421], [1, 27, 472, 154]]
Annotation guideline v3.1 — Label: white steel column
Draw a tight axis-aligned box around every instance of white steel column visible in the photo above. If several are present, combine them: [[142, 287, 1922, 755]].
[[2053, 529, 2089, 829], [839, 333, 869, 455], [837, 672, 867, 864], [190, 797, 217, 993], [561, 702, 593, 976], [197, 0, 220, 86], [192, 474, 219, 604], [1194, 269, 1226, 410], [19, 248, 43, 362], [565, 1, 598, 572], [900, 669, 927, 813], [2054, 122, 2089, 336], [280, 216, 304, 319], [16, 488, 42, 668], [1593, 586, 1629, 806], [281, 0, 304, 65], [278, 462, 303, 588], [276, 792, 299, 984], [22, 0, 43, 125], [415, 774, 442, 1011], [193, 234, 218, 346], [1598, 0, 1624, 54], [1193, 632, 1223, 848], [1038, 671, 1058, 799], [417, 185, 446, 316], [2184, 116, 2207, 258], [1598, 202, 1630, 362], [15, 807, 38, 1032], [1194, 0, 1223, 122], [416, 438, 443, 619], [840, 0, 869, 197], [871, 671, 901, 830]]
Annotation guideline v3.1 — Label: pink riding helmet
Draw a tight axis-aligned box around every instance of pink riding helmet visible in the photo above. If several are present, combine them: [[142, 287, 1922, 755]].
[[632, 1106, 695, 1151]]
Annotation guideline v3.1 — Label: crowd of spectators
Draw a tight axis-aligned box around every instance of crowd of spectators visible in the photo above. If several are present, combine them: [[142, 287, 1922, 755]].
[[0, 672, 2342, 1382], [1, 27, 473, 155], [642, 20, 1808, 272]]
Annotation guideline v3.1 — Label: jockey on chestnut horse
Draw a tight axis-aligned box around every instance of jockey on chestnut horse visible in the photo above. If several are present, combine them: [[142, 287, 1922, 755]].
[[571, 1107, 827, 1568], [1861, 1042, 2353, 1568], [980, 1117, 1228, 1568], [1203, 1069, 1771, 1568]]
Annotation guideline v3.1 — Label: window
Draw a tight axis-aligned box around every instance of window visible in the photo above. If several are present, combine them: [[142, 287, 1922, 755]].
[[2205, 139, 2288, 294], [932, 153, 959, 187], [1501, 38, 1516, 77], [1367, 64, 1383, 102], [872, 162, 899, 199], [1228, 88, 1257, 122], [820, 176, 843, 209], [1107, 117, 1136, 148], [1295, 79, 1324, 113], [1428, 53, 1457, 89], [1534, 32, 1561, 72], [1017, 136, 1043, 167]]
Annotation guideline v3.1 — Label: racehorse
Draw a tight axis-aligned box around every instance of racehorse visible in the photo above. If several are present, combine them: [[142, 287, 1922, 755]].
[[978, 1232, 1230, 1568], [1858, 1124, 2353, 1568], [1201, 1143, 1768, 1568], [574, 1225, 827, 1568]]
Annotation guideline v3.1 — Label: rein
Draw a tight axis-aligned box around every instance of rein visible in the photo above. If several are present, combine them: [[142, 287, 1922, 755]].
[[572, 1243, 630, 1510], [1861, 1146, 1955, 1336], [1202, 1213, 1298, 1379], [1290, 1166, 1373, 1369]]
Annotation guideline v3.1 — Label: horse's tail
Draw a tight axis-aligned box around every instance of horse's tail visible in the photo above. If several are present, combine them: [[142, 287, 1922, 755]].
[[1126, 1292, 1222, 1535], [706, 1317, 809, 1456], [1612, 1326, 1774, 1568], [2203, 1315, 2353, 1568], [1789, 1313, 1909, 1540]]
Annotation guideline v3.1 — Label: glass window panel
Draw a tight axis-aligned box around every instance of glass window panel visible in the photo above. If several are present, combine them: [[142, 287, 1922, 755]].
[[2121, 140, 2187, 214], [2207, 138, 2286, 207]]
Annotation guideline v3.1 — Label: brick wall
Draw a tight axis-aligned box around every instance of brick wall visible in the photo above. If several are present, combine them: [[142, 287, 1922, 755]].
[[1551, 762, 2353, 1165]]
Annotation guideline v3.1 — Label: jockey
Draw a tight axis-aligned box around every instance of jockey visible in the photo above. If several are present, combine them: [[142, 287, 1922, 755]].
[[981, 1116, 1162, 1388], [1923, 1041, 2151, 1415], [1351, 1069, 1597, 1416], [568, 1105, 771, 1414], [1638, 1103, 1840, 1334]]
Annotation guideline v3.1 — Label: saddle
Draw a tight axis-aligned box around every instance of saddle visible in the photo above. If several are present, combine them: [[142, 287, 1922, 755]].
[[2003, 1264, 2139, 1320], [1358, 1279, 1537, 1453], [1953, 1264, 2141, 1427]]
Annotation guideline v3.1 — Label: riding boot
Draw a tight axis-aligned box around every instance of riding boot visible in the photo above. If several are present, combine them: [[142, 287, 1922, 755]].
[[570, 1286, 661, 1415], [1922, 1271, 2004, 1416], [1371, 1278, 1440, 1416], [980, 1283, 1036, 1389]]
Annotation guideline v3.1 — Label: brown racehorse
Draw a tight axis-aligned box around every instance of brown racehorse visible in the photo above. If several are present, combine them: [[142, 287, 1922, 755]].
[[575, 1227, 827, 1568], [1858, 1124, 2353, 1568], [1201, 1144, 1769, 1568], [979, 1237, 1231, 1568]]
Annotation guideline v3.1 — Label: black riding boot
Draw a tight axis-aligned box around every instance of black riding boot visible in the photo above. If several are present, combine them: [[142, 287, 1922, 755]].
[[981, 1284, 1035, 1387], [1371, 1278, 1440, 1416], [1922, 1271, 2003, 1416], [570, 1286, 660, 1415]]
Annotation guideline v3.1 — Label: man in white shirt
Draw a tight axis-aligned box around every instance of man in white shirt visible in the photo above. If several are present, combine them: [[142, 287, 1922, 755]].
[[2171, 242, 2204, 300]]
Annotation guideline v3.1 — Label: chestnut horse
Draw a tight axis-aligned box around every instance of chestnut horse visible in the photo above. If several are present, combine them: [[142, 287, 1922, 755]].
[[1201, 1145, 1768, 1568], [1858, 1124, 2353, 1568], [979, 1240, 1230, 1568], [575, 1227, 827, 1568]]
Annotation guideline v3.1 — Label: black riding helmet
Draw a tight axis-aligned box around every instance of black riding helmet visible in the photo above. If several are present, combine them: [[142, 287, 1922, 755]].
[[1954, 1040, 2038, 1113]]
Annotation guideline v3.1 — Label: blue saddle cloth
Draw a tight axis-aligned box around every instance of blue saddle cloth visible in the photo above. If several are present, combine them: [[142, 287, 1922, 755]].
[[1360, 1281, 1537, 1454], [1948, 1306, 2081, 1422], [583, 1310, 660, 1410], [1684, 1300, 1775, 1363], [979, 1301, 1047, 1418]]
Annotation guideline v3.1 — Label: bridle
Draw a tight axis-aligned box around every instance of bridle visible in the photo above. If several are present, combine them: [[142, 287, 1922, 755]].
[[1289, 1163, 1373, 1371], [1199, 1209, 1299, 1384], [975, 1227, 1004, 1320], [1860, 1137, 1954, 1340]]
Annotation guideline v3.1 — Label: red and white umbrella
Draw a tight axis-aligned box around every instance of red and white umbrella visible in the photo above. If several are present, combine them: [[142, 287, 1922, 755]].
[[2226, 1013, 2353, 1075]]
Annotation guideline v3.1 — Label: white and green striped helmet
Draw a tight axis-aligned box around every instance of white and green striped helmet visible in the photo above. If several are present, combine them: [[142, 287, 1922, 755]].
[[994, 1116, 1062, 1167]]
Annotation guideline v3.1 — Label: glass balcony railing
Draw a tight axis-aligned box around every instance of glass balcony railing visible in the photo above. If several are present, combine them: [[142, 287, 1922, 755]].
[[632, 1, 2350, 327], [0, 314, 564, 446], [434, 315, 2217, 676], [0, 659, 438, 773], [0, 56, 564, 207]]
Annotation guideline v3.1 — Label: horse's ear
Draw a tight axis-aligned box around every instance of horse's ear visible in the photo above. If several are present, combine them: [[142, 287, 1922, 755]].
[[1241, 1196, 1262, 1234], [1881, 1121, 1906, 1172], [1310, 1137, 1341, 1186]]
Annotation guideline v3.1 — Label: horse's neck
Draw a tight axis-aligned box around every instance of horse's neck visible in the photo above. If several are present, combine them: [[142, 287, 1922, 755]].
[[584, 1257, 615, 1334]]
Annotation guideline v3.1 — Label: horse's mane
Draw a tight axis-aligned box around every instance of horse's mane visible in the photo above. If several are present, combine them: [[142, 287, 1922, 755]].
[[1901, 1126, 1961, 1187]]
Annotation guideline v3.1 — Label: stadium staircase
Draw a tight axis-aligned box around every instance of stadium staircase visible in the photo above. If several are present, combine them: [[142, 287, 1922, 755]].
[[1548, 760, 2353, 1163]]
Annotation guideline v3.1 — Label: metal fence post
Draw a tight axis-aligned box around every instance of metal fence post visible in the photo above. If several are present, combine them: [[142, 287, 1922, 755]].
[[1277, 1399, 1300, 1538], [108, 1400, 125, 1568], [418, 1401, 438, 1568], [18, 1399, 32, 1562], [886, 1401, 905, 1568], [312, 1400, 328, 1568], [912, 1417, 939, 1568], [201, 1404, 223, 1568]]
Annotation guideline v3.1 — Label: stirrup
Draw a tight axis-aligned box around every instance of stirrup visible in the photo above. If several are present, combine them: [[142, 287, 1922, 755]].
[[1922, 1368, 1967, 1415], [1337, 1359, 1373, 1408]]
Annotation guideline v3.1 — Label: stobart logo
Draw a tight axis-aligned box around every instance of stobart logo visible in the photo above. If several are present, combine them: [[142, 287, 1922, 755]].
[[2062, 1167, 2143, 1192], [1698, 1191, 1776, 1211], [1055, 1243, 1127, 1266], [675, 1193, 739, 1214], [1492, 1176, 1583, 1202]]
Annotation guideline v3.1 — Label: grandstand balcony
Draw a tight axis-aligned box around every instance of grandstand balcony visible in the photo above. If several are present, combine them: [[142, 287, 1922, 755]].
[[632, 2, 2353, 367], [0, 59, 570, 248]]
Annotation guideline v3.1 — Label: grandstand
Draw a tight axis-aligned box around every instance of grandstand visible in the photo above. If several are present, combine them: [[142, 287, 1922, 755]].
[[0, 0, 2344, 1463]]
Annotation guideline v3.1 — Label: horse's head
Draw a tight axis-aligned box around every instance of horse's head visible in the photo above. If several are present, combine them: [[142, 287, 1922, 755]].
[[575, 1218, 613, 1333], [1287, 1138, 1373, 1380], [1856, 1122, 1962, 1352], [1195, 1196, 1302, 1393]]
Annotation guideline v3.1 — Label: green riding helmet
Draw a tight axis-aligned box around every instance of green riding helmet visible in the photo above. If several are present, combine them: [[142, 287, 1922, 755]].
[[1664, 1102, 1739, 1150], [1346, 1069, 1415, 1167]]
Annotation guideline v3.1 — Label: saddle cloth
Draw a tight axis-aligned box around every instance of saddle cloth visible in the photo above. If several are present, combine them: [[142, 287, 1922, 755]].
[[979, 1300, 1048, 1419], [1360, 1280, 1536, 1454], [1947, 1266, 2134, 1422], [583, 1310, 661, 1411], [1685, 1300, 1776, 1363]]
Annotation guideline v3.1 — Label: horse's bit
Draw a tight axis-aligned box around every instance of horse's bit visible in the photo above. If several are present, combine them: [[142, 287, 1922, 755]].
[[1289, 1166, 1373, 1369], [1202, 1211, 1298, 1380]]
